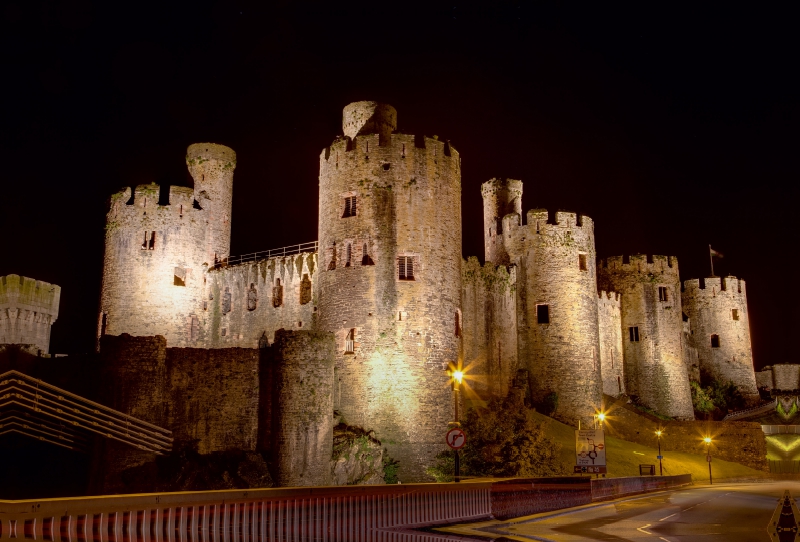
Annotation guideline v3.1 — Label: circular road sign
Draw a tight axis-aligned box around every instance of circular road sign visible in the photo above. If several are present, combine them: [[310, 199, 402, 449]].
[[446, 427, 466, 450]]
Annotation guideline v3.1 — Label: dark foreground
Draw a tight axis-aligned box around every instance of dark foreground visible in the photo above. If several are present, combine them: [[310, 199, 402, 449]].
[[439, 481, 797, 541]]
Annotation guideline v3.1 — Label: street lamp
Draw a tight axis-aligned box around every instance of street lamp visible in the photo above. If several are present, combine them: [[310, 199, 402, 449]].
[[595, 411, 606, 430], [655, 430, 663, 476], [704, 437, 713, 485], [450, 368, 464, 483]]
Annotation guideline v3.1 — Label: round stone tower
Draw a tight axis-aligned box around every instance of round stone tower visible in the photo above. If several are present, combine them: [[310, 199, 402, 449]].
[[482, 178, 522, 265], [316, 101, 461, 482], [99, 144, 236, 347], [597, 255, 694, 420], [682, 276, 759, 403], [506, 209, 602, 426]]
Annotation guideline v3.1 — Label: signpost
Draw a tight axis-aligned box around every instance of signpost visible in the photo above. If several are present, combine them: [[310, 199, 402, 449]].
[[574, 428, 607, 475], [446, 427, 466, 483]]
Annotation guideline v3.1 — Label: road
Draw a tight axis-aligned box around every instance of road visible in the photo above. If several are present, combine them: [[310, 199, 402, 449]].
[[438, 481, 800, 541]]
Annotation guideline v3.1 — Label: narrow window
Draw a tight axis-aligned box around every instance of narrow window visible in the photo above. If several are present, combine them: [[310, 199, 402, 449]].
[[361, 243, 374, 265], [455, 311, 461, 337], [618, 376, 622, 394], [345, 243, 352, 267], [658, 286, 668, 302], [299, 274, 312, 305], [179, 204, 183, 217], [272, 279, 283, 308], [496, 217, 503, 235], [711, 334, 720, 348], [174, 267, 186, 286], [141, 232, 148, 250], [398, 256, 415, 281], [100, 312, 108, 337], [342, 196, 357, 218], [732, 309, 739, 321], [345, 328, 355, 354], [247, 283, 258, 311], [629, 326, 640, 342], [579, 254, 587, 271], [149, 231, 156, 250], [190, 315, 199, 341], [536, 304, 550, 324], [328, 245, 337, 270]]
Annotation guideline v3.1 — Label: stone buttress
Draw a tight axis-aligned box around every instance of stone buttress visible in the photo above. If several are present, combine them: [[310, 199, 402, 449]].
[[316, 101, 461, 482]]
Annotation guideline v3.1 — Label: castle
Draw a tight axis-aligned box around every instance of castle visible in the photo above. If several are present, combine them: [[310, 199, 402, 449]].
[[86, 101, 760, 483]]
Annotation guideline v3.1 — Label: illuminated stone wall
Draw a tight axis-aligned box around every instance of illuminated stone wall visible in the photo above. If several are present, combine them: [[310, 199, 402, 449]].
[[100, 143, 235, 348], [204, 254, 318, 349], [597, 290, 624, 397], [682, 276, 759, 402], [481, 178, 522, 266], [683, 320, 700, 382], [461, 257, 519, 402], [316, 102, 461, 482], [0, 274, 60, 354], [270, 329, 334, 487], [505, 209, 602, 427], [597, 255, 694, 420]]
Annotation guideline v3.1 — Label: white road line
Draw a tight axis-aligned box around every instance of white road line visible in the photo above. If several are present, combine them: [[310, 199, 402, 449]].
[[659, 512, 678, 521], [637, 524, 653, 534], [660, 538, 672, 542]]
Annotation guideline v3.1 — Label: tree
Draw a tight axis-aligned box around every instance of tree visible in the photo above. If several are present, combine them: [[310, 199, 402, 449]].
[[427, 393, 565, 481]]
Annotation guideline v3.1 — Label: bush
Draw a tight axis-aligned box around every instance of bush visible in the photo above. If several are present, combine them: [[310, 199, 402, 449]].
[[382, 452, 400, 484], [426, 393, 565, 481], [691, 379, 746, 419]]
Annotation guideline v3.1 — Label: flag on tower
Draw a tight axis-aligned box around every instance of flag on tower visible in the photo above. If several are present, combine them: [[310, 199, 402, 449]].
[[709, 246, 724, 259]]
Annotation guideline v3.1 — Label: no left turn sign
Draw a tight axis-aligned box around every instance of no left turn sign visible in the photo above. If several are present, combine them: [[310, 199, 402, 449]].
[[446, 428, 466, 450]]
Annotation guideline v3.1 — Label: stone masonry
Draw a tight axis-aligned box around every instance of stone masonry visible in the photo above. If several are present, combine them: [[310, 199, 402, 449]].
[[0, 274, 60, 354], [92, 101, 762, 485]]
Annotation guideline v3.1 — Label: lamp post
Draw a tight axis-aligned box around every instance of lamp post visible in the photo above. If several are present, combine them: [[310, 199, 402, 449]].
[[451, 369, 464, 482], [704, 437, 713, 485], [655, 430, 663, 476]]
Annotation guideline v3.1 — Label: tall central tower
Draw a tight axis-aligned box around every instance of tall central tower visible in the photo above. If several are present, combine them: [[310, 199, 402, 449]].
[[316, 102, 462, 481]]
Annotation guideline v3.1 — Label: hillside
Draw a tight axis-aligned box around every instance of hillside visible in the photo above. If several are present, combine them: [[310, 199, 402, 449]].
[[533, 411, 767, 482]]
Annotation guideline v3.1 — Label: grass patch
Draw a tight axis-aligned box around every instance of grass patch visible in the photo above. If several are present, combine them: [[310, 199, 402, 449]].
[[532, 411, 766, 483]]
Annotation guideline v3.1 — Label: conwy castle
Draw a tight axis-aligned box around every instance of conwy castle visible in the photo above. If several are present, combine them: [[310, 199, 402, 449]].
[[2, 102, 761, 485]]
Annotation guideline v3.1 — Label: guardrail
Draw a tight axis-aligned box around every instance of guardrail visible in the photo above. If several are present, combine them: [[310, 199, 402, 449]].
[[769, 460, 800, 474], [212, 242, 318, 269], [0, 475, 694, 541], [722, 399, 777, 421], [762, 425, 800, 435]]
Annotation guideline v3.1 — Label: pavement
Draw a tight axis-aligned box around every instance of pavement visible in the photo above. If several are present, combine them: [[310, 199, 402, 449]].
[[435, 480, 800, 541]]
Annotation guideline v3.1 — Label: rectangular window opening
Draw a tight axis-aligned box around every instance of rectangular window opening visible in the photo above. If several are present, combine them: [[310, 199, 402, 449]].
[[711, 334, 720, 348], [342, 196, 357, 218], [579, 254, 587, 271], [732, 309, 739, 321], [536, 304, 550, 324], [345, 328, 355, 354], [398, 256, 415, 281], [629, 326, 640, 342], [149, 231, 156, 250], [658, 286, 668, 302], [173, 267, 186, 286]]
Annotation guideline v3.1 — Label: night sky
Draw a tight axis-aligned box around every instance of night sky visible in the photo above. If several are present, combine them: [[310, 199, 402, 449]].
[[1, 2, 797, 369]]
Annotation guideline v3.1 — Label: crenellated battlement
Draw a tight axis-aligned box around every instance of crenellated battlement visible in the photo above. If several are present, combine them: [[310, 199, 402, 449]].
[[481, 178, 522, 198], [598, 254, 679, 278], [107, 184, 203, 221], [526, 209, 593, 230], [321, 132, 459, 166], [462, 256, 516, 293], [683, 276, 746, 296]]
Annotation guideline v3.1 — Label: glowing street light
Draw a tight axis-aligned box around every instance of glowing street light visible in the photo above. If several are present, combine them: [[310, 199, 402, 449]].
[[594, 411, 606, 430], [655, 430, 663, 476], [449, 365, 465, 483], [704, 436, 713, 485], [452, 370, 464, 385]]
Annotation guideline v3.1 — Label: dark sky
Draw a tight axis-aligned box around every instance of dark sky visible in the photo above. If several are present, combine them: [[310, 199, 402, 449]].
[[1, 2, 796, 369]]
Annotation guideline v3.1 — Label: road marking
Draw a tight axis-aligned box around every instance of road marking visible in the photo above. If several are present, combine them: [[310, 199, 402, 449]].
[[660, 538, 672, 542], [659, 512, 678, 521], [637, 524, 652, 534]]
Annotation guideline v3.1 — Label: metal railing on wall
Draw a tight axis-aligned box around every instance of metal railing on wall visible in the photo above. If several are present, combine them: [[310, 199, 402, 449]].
[[213, 242, 318, 270], [769, 460, 800, 474], [722, 399, 777, 421], [762, 425, 800, 435]]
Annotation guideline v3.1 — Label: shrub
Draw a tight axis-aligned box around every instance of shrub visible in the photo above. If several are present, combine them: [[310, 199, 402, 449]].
[[382, 452, 400, 484]]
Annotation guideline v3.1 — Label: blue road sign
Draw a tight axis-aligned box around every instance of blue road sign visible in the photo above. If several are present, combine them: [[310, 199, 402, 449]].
[[657, 455, 663, 459]]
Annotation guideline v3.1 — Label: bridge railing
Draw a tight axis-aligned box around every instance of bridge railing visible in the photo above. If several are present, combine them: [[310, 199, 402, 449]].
[[212, 242, 318, 269]]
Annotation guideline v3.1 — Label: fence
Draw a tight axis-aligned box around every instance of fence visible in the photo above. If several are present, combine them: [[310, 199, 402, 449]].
[[213, 242, 318, 269], [762, 425, 800, 435], [769, 460, 800, 474], [722, 399, 777, 421]]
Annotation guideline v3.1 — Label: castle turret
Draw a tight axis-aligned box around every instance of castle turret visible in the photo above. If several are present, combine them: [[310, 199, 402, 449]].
[[507, 209, 602, 426], [597, 290, 624, 397], [316, 102, 461, 481], [597, 255, 694, 419], [482, 178, 523, 265], [682, 276, 759, 403], [0, 274, 60, 354], [186, 143, 237, 264], [99, 144, 235, 347]]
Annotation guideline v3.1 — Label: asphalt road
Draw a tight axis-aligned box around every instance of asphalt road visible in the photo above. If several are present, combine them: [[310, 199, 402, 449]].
[[439, 481, 800, 541]]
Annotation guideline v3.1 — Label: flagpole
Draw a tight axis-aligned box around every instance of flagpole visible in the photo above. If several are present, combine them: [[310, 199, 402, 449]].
[[709, 244, 714, 277]]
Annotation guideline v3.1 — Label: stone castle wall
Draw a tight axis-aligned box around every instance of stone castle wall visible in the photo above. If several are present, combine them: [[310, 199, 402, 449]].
[[269, 329, 334, 487], [597, 291, 624, 397], [505, 209, 602, 426], [0, 274, 60, 353], [683, 320, 700, 382], [682, 276, 759, 401], [461, 257, 519, 402], [316, 103, 462, 482], [482, 178, 522, 266], [204, 253, 318, 349], [597, 255, 693, 420]]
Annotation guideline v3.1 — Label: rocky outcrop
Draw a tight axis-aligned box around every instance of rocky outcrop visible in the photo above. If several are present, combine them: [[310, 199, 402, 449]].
[[330, 424, 385, 485]]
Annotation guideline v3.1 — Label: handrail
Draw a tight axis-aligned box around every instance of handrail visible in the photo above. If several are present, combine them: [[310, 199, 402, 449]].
[[722, 398, 777, 421], [212, 241, 318, 269]]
